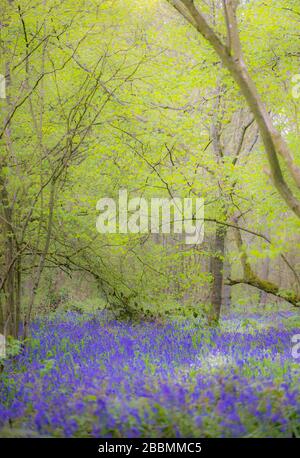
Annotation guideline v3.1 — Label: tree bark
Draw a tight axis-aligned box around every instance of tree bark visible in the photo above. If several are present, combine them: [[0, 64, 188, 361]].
[[209, 225, 226, 324]]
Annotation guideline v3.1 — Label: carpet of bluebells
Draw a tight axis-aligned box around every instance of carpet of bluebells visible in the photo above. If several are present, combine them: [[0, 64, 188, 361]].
[[0, 311, 299, 437]]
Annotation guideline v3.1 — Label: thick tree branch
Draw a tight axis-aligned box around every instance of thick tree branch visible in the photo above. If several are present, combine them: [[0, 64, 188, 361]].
[[227, 277, 300, 307], [228, 220, 300, 307], [223, 0, 242, 58], [168, 0, 300, 218]]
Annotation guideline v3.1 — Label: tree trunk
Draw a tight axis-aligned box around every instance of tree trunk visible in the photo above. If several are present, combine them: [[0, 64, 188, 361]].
[[223, 260, 232, 313], [209, 225, 226, 325], [259, 257, 270, 307]]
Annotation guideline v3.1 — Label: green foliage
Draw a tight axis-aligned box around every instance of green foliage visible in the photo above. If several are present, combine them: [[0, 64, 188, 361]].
[[1, 0, 300, 327]]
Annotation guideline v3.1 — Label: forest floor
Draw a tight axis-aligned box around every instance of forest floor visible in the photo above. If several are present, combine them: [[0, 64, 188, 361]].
[[0, 310, 299, 438]]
